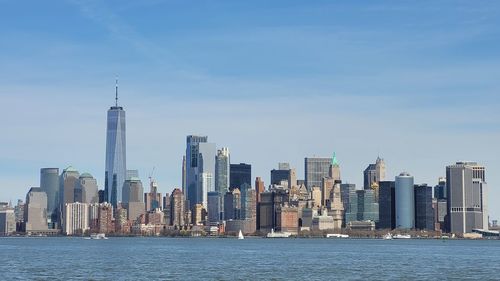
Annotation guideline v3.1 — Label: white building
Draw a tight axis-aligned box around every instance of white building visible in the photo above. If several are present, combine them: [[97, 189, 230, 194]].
[[63, 202, 89, 235]]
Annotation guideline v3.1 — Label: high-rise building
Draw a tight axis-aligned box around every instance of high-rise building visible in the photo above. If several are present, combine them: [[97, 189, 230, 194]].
[[144, 181, 162, 211], [305, 157, 330, 191], [0, 205, 15, 235], [215, 148, 230, 194], [122, 177, 144, 221], [74, 173, 98, 204], [230, 163, 251, 191], [447, 162, 486, 234], [363, 157, 386, 190], [378, 181, 396, 230], [24, 187, 48, 232], [345, 189, 379, 224], [340, 183, 356, 226], [328, 183, 344, 230], [207, 191, 221, 225], [255, 177, 265, 204], [395, 172, 415, 229], [241, 184, 257, 221], [60, 166, 79, 207], [98, 203, 114, 234], [414, 184, 434, 231], [40, 168, 59, 225], [63, 202, 89, 235], [170, 188, 186, 228], [434, 177, 447, 200], [185, 135, 216, 210], [105, 82, 126, 208]]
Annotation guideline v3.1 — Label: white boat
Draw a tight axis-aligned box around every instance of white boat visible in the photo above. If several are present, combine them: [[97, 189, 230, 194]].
[[393, 234, 411, 239], [238, 230, 244, 240], [326, 234, 349, 238], [89, 233, 108, 240], [266, 229, 291, 238], [383, 233, 393, 240]]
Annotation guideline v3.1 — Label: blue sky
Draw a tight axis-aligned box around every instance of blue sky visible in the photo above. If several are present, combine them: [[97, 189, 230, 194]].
[[1, 1, 499, 218]]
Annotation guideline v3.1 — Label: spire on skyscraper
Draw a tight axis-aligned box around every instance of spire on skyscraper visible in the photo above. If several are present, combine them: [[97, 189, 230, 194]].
[[115, 78, 118, 107]]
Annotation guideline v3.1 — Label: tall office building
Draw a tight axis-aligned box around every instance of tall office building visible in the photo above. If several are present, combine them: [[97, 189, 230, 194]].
[[395, 172, 415, 229], [345, 189, 379, 224], [74, 173, 98, 204], [215, 148, 230, 194], [230, 163, 251, 191], [447, 162, 486, 233], [122, 177, 144, 221], [207, 191, 221, 225], [40, 168, 59, 225], [214, 151, 228, 218], [414, 184, 434, 230], [378, 181, 396, 229], [185, 135, 216, 210], [363, 157, 386, 190], [170, 188, 186, 228], [434, 177, 447, 200], [60, 167, 79, 206], [24, 187, 49, 232], [0, 205, 15, 235], [105, 82, 126, 207], [305, 157, 331, 191], [145, 181, 162, 211]]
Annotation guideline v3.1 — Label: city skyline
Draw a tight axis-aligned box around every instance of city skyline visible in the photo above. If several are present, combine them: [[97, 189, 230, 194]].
[[1, 1, 499, 219]]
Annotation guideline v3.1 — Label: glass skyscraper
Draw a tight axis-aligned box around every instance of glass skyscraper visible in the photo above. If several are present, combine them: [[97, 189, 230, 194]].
[[105, 86, 126, 207], [185, 135, 215, 210]]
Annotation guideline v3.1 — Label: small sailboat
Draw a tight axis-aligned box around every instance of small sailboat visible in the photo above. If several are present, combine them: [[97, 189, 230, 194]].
[[238, 230, 244, 240]]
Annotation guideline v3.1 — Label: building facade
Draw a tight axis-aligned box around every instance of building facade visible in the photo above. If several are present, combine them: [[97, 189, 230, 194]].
[[40, 168, 59, 226], [230, 163, 251, 191]]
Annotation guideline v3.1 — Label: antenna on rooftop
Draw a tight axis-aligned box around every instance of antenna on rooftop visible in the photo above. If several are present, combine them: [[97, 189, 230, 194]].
[[115, 77, 118, 107]]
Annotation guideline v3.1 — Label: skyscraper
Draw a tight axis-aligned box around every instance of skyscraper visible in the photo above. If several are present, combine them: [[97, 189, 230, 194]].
[[378, 181, 396, 230], [447, 162, 486, 234], [74, 173, 98, 204], [105, 81, 126, 207], [230, 163, 251, 191], [122, 177, 144, 222], [185, 135, 216, 210], [215, 148, 230, 194], [40, 168, 59, 225], [304, 157, 331, 191], [414, 184, 435, 230], [0, 205, 15, 235], [363, 157, 386, 190], [24, 187, 48, 232], [395, 172, 415, 229], [60, 166, 79, 206]]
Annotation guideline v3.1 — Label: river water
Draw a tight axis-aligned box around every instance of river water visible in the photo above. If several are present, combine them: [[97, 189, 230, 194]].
[[0, 237, 498, 280]]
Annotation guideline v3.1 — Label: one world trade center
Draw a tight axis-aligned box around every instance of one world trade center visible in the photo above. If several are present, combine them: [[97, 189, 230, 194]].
[[105, 81, 126, 207]]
